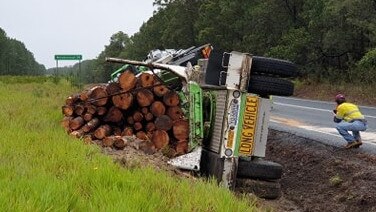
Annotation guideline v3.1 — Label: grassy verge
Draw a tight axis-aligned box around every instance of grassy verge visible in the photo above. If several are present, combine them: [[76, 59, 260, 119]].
[[0, 76, 258, 211], [294, 80, 376, 107]]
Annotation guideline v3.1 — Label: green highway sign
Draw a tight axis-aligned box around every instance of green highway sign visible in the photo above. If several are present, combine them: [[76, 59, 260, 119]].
[[54, 54, 82, 60]]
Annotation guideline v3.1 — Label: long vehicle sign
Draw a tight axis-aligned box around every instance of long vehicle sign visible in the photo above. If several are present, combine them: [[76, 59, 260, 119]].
[[238, 95, 259, 155]]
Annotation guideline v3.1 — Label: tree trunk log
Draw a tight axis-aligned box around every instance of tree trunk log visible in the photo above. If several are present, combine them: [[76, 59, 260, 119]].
[[113, 136, 127, 149], [94, 124, 112, 139], [136, 131, 149, 141], [145, 112, 154, 121], [153, 85, 169, 97], [104, 106, 123, 123], [118, 70, 137, 92], [89, 86, 108, 106], [82, 118, 100, 133], [152, 130, 169, 150], [97, 106, 107, 116], [155, 115, 173, 131], [66, 94, 80, 105], [150, 101, 166, 117], [112, 92, 133, 110], [134, 122, 143, 131], [176, 140, 188, 155], [139, 73, 155, 87], [163, 91, 180, 106], [106, 82, 121, 95], [74, 104, 85, 116], [133, 111, 144, 122], [167, 106, 184, 120], [172, 119, 189, 140], [61, 116, 73, 132], [69, 116, 85, 130], [122, 127, 133, 136], [83, 113, 93, 122], [136, 89, 154, 107], [62, 105, 74, 116], [145, 122, 156, 132]]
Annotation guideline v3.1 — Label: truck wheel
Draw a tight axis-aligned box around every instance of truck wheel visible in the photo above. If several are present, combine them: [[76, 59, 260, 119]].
[[251, 56, 298, 78], [237, 158, 283, 180], [248, 75, 294, 96], [236, 178, 281, 199]]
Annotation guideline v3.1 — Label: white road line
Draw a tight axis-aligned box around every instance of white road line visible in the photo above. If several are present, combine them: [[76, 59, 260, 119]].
[[270, 119, 376, 144], [275, 96, 376, 110], [274, 102, 376, 119]]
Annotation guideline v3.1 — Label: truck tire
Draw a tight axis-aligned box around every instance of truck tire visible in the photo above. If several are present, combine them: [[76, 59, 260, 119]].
[[237, 158, 283, 180], [251, 56, 298, 78], [248, 75, 294, 97], [236, 178, 281, 199]]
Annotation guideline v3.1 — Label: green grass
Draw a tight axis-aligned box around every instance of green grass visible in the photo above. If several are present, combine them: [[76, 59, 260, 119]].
[[0, 76, 258, 211]]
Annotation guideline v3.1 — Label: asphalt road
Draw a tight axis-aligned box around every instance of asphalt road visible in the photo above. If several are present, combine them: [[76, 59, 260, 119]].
[[269, 96, 376, 153]]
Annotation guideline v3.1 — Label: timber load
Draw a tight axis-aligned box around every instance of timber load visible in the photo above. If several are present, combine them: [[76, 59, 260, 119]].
[[61, 70, 189, 156]]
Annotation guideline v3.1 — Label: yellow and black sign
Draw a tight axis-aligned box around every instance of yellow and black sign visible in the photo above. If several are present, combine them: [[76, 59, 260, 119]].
[[239, 96, 258, 155]]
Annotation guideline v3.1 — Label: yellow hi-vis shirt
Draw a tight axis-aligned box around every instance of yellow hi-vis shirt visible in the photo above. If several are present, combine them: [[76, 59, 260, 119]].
[[336, 102, 364, 122]]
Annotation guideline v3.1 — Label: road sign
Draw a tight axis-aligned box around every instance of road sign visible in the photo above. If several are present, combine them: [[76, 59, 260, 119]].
[[54, 54, 82, 60]]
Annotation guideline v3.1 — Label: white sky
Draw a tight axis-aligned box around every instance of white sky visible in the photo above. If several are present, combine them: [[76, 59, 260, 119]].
[[0, 0, 155, 68]]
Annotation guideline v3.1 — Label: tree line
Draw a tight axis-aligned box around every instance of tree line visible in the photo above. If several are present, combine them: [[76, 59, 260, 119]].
[[0, 28, 45, 75], [88, 0, 376, 84], [5, 0, 376, 85]]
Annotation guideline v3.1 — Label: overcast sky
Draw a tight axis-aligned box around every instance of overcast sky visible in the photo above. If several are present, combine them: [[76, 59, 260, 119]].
[[0, 0, 155, 68]]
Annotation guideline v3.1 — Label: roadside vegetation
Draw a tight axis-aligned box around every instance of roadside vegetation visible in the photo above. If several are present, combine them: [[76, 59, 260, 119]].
[[0, 76, 258, 211]]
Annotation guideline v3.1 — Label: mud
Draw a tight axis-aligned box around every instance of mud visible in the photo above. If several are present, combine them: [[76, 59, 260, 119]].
[[100, 129, 376, 212], [265, 129, 376, 212]]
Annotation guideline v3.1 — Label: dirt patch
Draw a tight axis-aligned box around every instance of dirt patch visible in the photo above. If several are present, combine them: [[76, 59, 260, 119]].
[[265, 129, 376, 212], [98, 129, 376, 212]]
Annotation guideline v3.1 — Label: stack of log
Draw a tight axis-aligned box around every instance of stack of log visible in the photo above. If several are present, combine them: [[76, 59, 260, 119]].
[[61, 70, 189, 156]]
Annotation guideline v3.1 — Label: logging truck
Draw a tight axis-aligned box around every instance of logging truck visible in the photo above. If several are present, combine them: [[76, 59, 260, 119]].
[[105, 45, 298, 199]]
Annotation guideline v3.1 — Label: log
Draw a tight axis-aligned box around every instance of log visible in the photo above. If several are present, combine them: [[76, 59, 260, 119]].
[[66, 94, 80, 105], [85, 104, 97, 115], [102, 136, 115, 147], [104, 107, 123, 123], [70, 130, 84, 138], [172, 119, 189, 140], [94, 124, 112, 139], [112, 126, 122, 136], [146, 122, 156, 132], [112, 92, 133, 110], [61, 116, 73, 132], [136, 89, 154, 107], [136, 131, 149, 141], [152, 130, 169, 150], [62, 105, 74, 116], [82, 118, 100, 133], [150, 101, 166, 117], [89, 86, 108, 106], [74, 104, 85, 116], [118, 70, 137, 92], [106, 82, 121, 95], [133, 111, 144, 122], [113, 137, 127, 149], [139, 73, 155, 87], [97, 107, 107, 116], [163, 91, 180, 106], [155, 115, 173, 131], [79, 91, 89, 101], [145, 112, 154, 121], [122, 127, 134, 136], [83, 113, 93, 122], [167, 106, 184, 120], [153, 84, 169, 97], [176, 140, 188, 155], [69, 116, 85, 130], [134, 122, 143, 131]]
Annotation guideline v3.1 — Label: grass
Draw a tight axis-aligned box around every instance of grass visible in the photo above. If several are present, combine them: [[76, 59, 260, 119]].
[[0, 76, 258, 211]]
